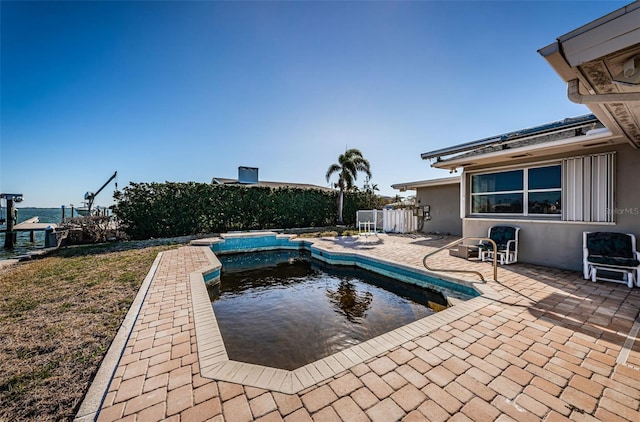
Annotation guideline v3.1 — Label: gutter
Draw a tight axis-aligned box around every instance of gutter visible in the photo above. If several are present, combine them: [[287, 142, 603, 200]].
[[567, 79, 640, 104]]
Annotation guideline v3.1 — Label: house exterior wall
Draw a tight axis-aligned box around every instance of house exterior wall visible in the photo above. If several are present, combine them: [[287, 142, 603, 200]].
[[462, 142, 640, 271], [416, 183, 462, 236]]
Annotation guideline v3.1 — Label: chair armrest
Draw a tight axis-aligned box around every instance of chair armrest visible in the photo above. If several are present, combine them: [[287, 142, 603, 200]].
[[506, 239, 517, 251]]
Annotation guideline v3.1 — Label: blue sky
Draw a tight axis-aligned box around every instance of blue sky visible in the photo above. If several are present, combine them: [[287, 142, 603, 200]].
[[1, 1, 631, 208]]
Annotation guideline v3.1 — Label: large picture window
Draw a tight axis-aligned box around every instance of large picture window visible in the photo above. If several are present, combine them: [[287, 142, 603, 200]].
[[471, 165, 561, 216]]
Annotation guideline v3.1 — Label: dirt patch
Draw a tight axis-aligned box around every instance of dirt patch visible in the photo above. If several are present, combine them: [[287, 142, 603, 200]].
[[0, 242, 180, 421]]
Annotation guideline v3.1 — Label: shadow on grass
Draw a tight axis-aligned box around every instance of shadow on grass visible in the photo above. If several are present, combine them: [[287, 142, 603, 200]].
[[51, 236, 200, 259]]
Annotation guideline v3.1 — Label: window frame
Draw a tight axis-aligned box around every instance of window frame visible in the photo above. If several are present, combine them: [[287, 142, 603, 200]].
[[469, 162, 562, 218]]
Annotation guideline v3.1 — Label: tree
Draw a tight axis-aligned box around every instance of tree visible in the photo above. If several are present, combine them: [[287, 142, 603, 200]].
[[325, 148, 372, 224]]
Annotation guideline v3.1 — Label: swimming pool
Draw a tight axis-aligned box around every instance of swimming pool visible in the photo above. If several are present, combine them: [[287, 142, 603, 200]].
[[190, 232, 494, 394], [210, 249, 449, 370]]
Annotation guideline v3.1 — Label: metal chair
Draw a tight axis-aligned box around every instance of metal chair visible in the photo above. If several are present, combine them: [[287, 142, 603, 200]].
[[583, 232, 640, 288], [479, 226, 520, 265]]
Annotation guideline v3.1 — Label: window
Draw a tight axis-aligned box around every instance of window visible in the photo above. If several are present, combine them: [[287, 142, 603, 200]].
[[528, 166, 562, 215], [469, 152, 615, 222], [471, 170, 523, 214], [471, 165, 561, 216]]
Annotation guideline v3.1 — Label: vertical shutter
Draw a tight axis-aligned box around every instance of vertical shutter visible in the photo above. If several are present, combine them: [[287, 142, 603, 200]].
[[562, 152, 614, 222]]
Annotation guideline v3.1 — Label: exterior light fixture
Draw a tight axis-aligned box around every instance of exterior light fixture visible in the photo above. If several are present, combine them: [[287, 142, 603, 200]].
[[612, 54, 640, 86]]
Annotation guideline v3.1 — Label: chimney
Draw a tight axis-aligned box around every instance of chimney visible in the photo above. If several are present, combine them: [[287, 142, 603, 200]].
[[238, 166, 259, 184]]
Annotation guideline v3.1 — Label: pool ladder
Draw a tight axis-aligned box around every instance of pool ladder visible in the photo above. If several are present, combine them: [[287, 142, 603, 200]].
[[422, 237, 498, 283]]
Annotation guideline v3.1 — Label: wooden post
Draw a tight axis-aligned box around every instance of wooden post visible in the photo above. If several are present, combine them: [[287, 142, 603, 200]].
[[61, 205, 65, 222], [4, 198, 16, 249]]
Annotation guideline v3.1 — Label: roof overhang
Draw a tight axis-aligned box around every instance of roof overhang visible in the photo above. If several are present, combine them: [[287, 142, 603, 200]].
[[538, 1, 640, 148], [428, 128, 625, 170], [391, 176, 460, 192]]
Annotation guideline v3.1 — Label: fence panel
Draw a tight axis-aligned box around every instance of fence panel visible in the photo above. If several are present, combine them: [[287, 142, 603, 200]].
[[382, 209, 417, 233], [357, 209, 417, 233]]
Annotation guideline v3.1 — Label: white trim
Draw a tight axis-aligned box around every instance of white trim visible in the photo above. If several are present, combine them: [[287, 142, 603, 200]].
[[462, 217, 615, 226], [460, 171, 466, 219], [465, 158, 564, 175]]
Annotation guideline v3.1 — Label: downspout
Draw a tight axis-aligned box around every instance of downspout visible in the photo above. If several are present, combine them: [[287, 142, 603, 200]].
[[567, 79, 640, 103]]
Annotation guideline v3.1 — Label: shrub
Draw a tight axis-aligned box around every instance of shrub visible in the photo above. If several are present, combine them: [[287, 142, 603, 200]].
[[113, 182, 386, 240]]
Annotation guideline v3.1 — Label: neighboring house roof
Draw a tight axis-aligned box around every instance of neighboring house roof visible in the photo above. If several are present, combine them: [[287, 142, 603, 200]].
[[538, 2, 640, 148], [391, 176, 460, 192], [211, 177, 334, 192]]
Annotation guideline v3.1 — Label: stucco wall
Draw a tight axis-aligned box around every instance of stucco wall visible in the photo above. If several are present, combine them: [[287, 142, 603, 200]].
[[462, 143, 640, 271], [416, 183, 462, 236]]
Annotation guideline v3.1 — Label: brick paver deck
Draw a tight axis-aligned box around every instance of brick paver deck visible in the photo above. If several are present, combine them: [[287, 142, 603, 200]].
[[80, 234, 640, 421]]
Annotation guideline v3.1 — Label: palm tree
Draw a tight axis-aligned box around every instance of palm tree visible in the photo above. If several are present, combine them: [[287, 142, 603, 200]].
[[326, 148, 372, 224]]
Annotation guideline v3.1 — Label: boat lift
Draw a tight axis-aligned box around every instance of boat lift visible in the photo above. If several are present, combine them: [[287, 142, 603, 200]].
[[78, 171, 117, 216]]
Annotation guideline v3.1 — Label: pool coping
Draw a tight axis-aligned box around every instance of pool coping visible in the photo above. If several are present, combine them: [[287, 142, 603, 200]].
[[190, 234, 504, 394]]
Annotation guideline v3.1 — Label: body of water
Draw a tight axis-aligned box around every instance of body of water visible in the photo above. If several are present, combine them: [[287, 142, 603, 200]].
[[0, 207, 64, 259]]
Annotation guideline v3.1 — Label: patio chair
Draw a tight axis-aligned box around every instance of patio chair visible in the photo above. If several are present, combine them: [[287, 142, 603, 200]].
[[358, 220, 377, 237], [479, 225, 520, 265], [583, 232, 640, 288]]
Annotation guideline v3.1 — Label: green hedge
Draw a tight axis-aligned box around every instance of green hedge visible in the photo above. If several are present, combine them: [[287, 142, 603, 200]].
[[113, 182, 384, 240]]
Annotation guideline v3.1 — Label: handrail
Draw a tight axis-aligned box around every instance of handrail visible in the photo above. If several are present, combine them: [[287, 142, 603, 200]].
[[422, 237, 498, 282]]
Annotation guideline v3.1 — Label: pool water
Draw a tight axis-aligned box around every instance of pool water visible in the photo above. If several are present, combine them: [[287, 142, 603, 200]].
[[208, 249, 448, 370]]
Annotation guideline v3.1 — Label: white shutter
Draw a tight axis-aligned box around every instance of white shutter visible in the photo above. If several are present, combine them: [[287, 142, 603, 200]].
[[562, 152, 614, 222]]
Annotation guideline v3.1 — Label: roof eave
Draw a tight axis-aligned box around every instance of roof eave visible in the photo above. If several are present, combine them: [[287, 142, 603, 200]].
[[538, 2, 640, 148], [429, 129, 622, 170], [391, 176, 460, 191]]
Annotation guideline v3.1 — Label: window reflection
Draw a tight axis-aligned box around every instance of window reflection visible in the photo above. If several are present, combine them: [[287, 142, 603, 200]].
[[472, 194, 523, 213], [529, 166, 561, 190], [472, 170, 523, 193], [528, 192, 561, 214]]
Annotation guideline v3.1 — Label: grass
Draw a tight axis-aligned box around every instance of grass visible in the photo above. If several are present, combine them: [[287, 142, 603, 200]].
[[0, 241, 181, 421]]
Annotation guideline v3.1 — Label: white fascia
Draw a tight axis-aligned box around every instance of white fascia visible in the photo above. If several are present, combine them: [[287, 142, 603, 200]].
[[432, 129, 619, 169]]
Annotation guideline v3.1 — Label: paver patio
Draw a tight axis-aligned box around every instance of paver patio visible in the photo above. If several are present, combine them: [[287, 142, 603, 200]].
[[76, 234, 640, 422]]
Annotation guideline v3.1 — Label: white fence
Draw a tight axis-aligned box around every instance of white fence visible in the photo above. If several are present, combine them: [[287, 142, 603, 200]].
[[356, 209, 417, 234]]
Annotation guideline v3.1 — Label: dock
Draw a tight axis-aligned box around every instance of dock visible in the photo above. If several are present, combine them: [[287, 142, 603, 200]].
[[1, 217, 58, 232], [1, 217, 58, 242]]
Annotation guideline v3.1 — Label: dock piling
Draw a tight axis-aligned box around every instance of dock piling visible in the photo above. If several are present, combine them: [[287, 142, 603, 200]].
[[1, 193, 23, 249]]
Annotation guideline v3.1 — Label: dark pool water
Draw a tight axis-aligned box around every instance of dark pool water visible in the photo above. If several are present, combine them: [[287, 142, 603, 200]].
[[208, 249, 447, 370]]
